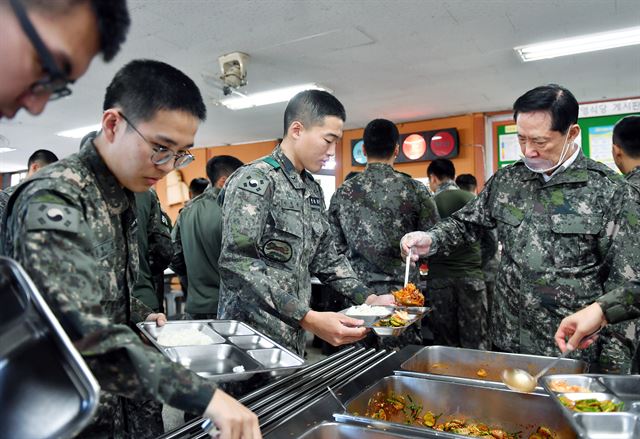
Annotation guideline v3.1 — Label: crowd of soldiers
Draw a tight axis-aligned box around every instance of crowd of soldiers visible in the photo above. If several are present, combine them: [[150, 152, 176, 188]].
[[2, 1, 640, 439]]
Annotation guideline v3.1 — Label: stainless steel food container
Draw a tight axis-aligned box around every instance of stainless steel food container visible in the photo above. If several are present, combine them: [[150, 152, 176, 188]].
[[338, 375, 577, 438], [542, 374, 640, 439], [297, 421, 428, 438], [399, 345, 587, 392], [137, 319, 305, 381], [0, 257, 100, 439], [340, 306, 429, 337]]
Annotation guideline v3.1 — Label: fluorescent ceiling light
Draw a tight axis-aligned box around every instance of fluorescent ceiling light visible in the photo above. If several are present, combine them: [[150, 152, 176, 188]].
[[515, 26, 640, 62], [56, 123, 102, 139], [0, 147, 16, 153], [219, 83, 332, 110]]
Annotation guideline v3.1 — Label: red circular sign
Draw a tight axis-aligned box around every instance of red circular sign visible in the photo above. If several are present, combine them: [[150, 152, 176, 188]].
[[430, 131, 455, 157], [402, 134, 426, 160]]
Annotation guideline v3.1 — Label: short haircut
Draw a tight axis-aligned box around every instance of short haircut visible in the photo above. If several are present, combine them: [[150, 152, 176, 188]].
[[188, 178, 209, 197], [613, 115, 640, 159], [427, 158, 455, 180], [206, 155, 244, 184], [22, 0, 130, 62], [513, 84, 578, 134], [27, 149, 58, 168], [363, 119, 399, 160], [283, 90, 345, 137], [455, 173, 477, 192], [103, 59, 206, 125]]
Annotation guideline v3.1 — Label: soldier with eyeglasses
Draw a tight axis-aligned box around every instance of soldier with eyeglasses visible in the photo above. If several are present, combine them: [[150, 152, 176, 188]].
[[1, 59, 261, 439], [0, 0, 130, 119]]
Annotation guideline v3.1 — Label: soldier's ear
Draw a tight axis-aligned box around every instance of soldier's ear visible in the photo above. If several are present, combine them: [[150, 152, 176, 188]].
[[101, 110, 120, 143], [289, 121, 304, 140]]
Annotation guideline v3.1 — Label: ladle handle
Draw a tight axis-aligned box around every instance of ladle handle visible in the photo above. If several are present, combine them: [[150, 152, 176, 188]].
[[534, 326, 603, 380]]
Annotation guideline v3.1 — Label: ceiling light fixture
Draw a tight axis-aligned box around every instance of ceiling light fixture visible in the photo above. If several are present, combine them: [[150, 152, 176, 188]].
[[56, 123, 102, 139], [514, 25, 640, 62], [0, 147, 16, 153], [218, 83, 332, 110]]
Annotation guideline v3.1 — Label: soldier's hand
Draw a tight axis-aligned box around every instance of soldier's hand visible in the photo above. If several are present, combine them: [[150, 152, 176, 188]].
[[300, 310, 368, 346], [203, 389, 261, 439], [554, 303, 606, 352], [365, 294, 396, 306], [146, 312, 168, 327], [401, 231, 432, 261]]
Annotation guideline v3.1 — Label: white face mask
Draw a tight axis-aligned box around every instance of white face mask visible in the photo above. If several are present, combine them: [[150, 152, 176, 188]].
[[521, 128, 574, 174]]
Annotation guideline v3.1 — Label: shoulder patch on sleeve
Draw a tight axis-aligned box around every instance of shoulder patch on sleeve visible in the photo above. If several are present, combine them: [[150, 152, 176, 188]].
[[238, 171, 270, 197], [25, 202, 81, 233]]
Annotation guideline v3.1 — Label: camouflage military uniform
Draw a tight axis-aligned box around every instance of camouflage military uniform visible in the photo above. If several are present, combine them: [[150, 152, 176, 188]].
[[0, 185, 16, 230], [327, 162, 439, 347], [1, 141, 217, 438], [427, 180, 489, 350], [171, 186, 223, 319], [218, 145, 369, 355], [425, 152, 639, 372]]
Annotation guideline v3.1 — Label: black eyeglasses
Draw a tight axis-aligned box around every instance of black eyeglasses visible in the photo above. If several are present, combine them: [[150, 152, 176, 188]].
[[118, 112, 195, 170], [10, 0, 74, 101]]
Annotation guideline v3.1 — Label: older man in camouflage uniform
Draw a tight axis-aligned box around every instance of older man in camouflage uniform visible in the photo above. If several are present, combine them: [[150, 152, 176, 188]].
[[328, 118, 439, 347], [219, 90, 394, 356], [1, 60, 260, 439], [402, 84, 639, 373]]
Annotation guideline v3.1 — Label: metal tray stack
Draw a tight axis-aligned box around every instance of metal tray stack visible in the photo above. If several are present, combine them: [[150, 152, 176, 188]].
[[340, 305, 430, 337], [137, 320, 304, 381], [0, 257, 100, 439], [541, 374, 640, 439], [336, 375, 577, 438], [399, 345, 587, 392]]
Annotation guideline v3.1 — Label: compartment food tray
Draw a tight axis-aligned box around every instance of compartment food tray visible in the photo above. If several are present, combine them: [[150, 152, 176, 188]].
[[542, 374, 640, 439], [339, 305, 430, 337], [137, 319, 305, 381]]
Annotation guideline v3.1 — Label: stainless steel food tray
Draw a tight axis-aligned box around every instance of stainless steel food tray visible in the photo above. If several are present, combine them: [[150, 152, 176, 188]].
[[137, 319, 305, 381], [398, 345, 587, 392], [340, 305, 430, 337], [297, 421, 428, 438], [0, 257, 100, 439], [541, 374, 640, 439], [336, 374, 577, 438]]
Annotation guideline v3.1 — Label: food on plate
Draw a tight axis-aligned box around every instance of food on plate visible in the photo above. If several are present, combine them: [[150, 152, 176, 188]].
[[558, 396, 623, 412], [374, 310, 410, 327], [156, 328, 214, 346], [344, 304, 391, 316], [392, 283, 424, 306], [232, 365, 246, 373], [476, 368, 488, 378], [362, 391, 556, 438], [548, 380, 591, 393]]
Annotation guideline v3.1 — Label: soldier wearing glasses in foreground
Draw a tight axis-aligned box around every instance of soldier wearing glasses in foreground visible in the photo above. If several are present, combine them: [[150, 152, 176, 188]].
[[0, 0, 129, 119], [1, 60, 260, 439]]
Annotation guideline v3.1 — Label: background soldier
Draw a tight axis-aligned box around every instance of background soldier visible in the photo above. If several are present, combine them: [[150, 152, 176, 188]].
[[402, 84, 639, 373], [218, 90, 394, 356], [1, 59, 260, 438], [426, 158, 488, 349], [327, 118, 439, 347]]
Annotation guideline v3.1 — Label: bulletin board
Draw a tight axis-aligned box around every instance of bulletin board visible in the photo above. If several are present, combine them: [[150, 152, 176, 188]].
[[495, 97, 640, 171]]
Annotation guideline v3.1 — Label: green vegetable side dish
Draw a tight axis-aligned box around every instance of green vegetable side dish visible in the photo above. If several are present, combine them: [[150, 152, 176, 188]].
[[558, 396, 624, 412]]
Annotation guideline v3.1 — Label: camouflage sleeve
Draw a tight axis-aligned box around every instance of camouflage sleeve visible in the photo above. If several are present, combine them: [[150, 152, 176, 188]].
[[6, 188, 216, 414], [0, 189, 9, 221], [429, 175, 497, 256], [130, 296, 154, 323], [327, 190, 349, 255], [414, 181, 440, 231], [597, 281, 640, 324], [169, 214, 187, 276], [147, 192, 173, 275], [219, 168, 311, 322]]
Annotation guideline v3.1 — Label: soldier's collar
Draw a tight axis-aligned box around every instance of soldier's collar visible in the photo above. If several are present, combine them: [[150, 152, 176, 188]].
[[541, 151, 590, 187], [79, 142, 132, 215], [626, 166, 640, 181], [272, 145, 307, 189]]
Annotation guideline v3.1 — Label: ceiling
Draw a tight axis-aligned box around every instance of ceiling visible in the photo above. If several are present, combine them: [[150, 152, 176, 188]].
[[1, 0, 639, 172]]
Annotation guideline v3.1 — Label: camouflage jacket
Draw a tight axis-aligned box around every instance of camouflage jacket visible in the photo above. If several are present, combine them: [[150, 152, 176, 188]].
[[218, 145, 369, 355], [171, 186, 222, 314], [596, 167, 640, 324], [327, 162, 439, 292], [427, 152, 639, 361], [132, 189, 172, 311], [0, 142, 216, 424]]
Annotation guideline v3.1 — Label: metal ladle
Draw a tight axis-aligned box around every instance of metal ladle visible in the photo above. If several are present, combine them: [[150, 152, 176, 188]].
[[501, 328, 602, 393]]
